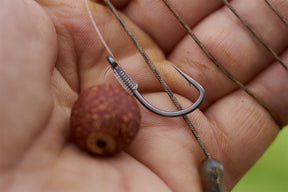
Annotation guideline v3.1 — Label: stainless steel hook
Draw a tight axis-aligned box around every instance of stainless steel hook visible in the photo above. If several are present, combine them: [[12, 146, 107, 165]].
[[107, 56, 205, 117]]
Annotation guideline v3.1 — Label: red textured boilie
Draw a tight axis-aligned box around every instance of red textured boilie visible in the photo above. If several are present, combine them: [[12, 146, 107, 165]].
[[70, 84, 141, 156]]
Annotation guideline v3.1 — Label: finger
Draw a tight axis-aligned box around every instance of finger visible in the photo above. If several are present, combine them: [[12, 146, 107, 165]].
[[123, 0, 223, 53], [264, 0, 288, 23], [0, 0, 57, 168], [204, 54, 288, 188], [248, 50, 288, 125], [167, 0, 288, 109], [205, 90, 279, 190]]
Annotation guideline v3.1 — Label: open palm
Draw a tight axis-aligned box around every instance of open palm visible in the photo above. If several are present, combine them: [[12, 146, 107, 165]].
[[1, 0, 287, 191]]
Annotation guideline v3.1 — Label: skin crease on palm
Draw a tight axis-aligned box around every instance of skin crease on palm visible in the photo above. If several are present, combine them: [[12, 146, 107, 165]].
[[0, 0, 288, 191]]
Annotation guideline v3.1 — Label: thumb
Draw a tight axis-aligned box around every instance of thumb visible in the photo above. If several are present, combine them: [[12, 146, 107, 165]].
[[0, 0, 57, 168]]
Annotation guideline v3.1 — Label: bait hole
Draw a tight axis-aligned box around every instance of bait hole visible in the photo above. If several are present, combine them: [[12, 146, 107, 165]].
[[96, 139, 107, 149]]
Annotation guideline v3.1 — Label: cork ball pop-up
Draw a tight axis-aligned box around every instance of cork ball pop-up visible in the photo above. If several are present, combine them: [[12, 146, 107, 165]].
[[70, 84, 141, 156]]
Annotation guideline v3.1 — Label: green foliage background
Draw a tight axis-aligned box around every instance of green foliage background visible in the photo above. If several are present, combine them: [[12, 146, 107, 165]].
[[232, 126, 288, 192]]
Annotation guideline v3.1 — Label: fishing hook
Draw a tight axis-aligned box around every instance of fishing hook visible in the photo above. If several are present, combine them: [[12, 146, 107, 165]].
[[107, 56, 205, 117]]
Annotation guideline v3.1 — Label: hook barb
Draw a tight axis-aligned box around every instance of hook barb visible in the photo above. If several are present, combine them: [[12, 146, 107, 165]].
[[107, 56, 205, 117]]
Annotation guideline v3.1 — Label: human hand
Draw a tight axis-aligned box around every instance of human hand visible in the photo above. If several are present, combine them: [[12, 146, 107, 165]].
[[0, 0, 287, 191]]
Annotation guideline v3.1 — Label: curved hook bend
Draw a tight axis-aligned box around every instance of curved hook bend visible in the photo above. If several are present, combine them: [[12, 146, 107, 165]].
[[107, 56, 205, 117]]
